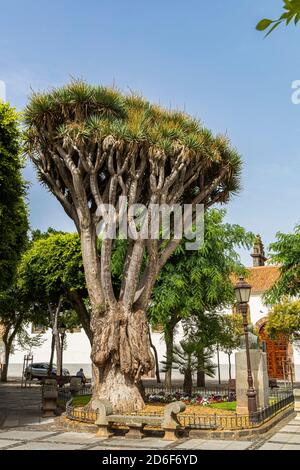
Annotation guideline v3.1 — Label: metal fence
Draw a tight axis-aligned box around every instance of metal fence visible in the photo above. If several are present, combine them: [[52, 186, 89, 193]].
[[65, 388, 294, 431]]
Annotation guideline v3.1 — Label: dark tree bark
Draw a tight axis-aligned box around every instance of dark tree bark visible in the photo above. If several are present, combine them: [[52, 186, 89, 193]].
[[164, 318, 178, 389], [0, 324, 20, 382], [196, 348, 206, 387], [0, 342, 10, 382], [197, 369, 205, 388], [216, 343, 221, 385], [183, 369, 193, 396], [48, 299, 63, 377], [48, 335, 55, 376], [228, 353, 232, 381]]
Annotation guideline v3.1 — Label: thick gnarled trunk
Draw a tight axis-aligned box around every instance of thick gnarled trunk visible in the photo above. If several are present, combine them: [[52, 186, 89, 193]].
[[93, 364, 145, 412], [91, 303, 154, 412]]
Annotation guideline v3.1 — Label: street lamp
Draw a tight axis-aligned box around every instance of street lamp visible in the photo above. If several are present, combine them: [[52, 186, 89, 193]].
[[234, 276, 257, 415]]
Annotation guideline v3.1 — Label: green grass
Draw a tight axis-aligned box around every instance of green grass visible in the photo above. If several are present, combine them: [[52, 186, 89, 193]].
[[72, 395, 91, 407], [209, 401, 236, 411], [69, 396, 237, 412]]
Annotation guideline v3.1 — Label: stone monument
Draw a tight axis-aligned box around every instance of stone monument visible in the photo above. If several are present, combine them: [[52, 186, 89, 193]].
[[235, 326, 269, 414]]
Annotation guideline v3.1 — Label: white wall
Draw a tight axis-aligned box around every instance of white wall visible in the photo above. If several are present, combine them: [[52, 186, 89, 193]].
[[10, 325, 91, 365]]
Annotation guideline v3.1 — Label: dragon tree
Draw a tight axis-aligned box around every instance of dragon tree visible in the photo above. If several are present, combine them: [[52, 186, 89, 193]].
[[24, 81, 241, 412]]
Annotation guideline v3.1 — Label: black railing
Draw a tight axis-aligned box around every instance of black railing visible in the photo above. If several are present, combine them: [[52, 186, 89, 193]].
[[65, 388, 294, 431]]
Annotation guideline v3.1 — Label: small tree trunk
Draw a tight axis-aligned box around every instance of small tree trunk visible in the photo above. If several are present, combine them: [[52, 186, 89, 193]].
[[60, 332, 65, 373], [48, 335, 55, 376], [0, 342, 10, 382], [164, 321, 176, 389], [197, 369, 205, 388], [228, 353, 232, 381], [183, 369, 193, 395], [55, 333, 62, 377], [49, 299, 62, 377], [196, 349, 205, 387], [217, 343, 221, 385]]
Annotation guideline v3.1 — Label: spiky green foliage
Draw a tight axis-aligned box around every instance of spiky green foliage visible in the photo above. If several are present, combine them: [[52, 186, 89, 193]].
[[256, 0, 300, 36], [162, 340, 215, 393], [0, 102, 28, 290], [264, 226, 300, 304], [172, 341, 215, 374], [23, 79, 241, 213]]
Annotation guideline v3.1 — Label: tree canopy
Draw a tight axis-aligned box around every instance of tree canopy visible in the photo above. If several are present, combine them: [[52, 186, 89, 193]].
[[19, 232, 85, 300], [0, 102, 28, 290], [18, 231, 91, 341], [266, 300, 300, 341], [264, 225, 300, 304]]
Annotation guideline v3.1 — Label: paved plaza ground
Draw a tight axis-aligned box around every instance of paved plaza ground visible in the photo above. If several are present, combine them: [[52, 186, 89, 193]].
[[0, 382, 299, 451]]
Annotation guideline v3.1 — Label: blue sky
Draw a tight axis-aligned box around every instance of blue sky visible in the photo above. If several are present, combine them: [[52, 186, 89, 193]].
[[1, 0, 300, 265]]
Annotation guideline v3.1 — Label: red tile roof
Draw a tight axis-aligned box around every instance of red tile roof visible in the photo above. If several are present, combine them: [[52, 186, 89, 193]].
[[231, 266, 280, 294]]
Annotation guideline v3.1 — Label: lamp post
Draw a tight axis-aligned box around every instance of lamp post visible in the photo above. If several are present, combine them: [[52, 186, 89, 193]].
[[234, 276, 257, 415]]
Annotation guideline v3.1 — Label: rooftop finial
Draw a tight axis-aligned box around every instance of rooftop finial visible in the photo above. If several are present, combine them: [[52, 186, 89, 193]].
[[251, 234, 267, 267]]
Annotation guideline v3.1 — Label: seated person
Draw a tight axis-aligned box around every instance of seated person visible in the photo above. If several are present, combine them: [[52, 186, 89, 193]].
[[76, 368, 86, 384]]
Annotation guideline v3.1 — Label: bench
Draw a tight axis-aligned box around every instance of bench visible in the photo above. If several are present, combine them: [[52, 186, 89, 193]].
[[92, 399, 186, 441]]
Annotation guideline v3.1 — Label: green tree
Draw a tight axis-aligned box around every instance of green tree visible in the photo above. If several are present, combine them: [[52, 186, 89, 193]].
[[150, 209, 253, 388], [266, 300, 300, 341], [264, 226, 300, 304], [183, 311, 223, 387], [0, 285, 44, 382], [19, 232, 90, 375], [0, 102, 28, 290], [24, 80, 241, 412], [256, 1, 300, 36]]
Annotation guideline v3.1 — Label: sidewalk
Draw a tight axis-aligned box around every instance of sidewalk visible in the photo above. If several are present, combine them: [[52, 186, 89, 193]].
[[0, 416, 299, 450], [0, 381, 299, 450]]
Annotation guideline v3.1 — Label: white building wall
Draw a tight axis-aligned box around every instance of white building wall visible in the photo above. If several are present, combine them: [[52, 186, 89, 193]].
[[7, 291, 300, 381], [10, 326, 91, 365]]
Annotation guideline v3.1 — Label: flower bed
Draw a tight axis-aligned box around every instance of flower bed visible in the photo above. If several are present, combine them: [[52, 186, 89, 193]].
[[146, 391, 236, 406]]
